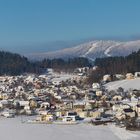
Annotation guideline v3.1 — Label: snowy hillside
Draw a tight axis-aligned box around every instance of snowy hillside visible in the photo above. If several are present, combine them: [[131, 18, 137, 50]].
[[27, 40, 140, 60], [105, 78, 140, 91]]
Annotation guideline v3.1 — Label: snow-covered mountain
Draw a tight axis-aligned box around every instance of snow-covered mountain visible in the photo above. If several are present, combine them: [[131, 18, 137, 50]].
[[27, 40, 140, 60]]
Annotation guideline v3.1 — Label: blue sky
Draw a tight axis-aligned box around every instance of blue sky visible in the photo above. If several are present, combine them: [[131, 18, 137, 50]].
[[0, 0, 140, 53]]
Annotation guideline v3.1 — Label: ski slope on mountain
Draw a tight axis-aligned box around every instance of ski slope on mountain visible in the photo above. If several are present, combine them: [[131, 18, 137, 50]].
[[27, 40, 140, 60]]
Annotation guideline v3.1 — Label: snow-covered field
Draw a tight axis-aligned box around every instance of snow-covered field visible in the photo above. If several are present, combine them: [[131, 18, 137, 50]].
[[105, 78, 140, 91], [0, 117, 140, 140], [51, 73, 75, 82]]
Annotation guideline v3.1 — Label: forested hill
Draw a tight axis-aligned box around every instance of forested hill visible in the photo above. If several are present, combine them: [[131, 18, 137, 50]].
[[40, 57, 91, 72], [0, 51, 41, 75], [3, 48, 140, 76], [94, 49, 140, 75], [0, 51, 91, 75]]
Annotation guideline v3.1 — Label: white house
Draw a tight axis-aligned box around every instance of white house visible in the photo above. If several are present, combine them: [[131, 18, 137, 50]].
[[92, 83, 101, 91]]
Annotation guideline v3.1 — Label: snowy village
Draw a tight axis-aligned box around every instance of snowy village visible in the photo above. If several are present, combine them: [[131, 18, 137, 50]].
[[0, 67, 140, 132], [1, 1, 140, 140]]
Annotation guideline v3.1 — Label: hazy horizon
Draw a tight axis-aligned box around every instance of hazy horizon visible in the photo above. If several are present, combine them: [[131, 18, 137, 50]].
[[1, 36, 140, 55], [0, 0, 140, 54]]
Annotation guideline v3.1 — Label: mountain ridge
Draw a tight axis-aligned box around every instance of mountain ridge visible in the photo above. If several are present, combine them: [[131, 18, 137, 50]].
[[26, 40, 140, 60]]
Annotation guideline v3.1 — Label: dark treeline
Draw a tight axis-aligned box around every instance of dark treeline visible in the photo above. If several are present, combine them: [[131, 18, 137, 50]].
[[87, 49, 140, 84], [95, 50, 140, 75], [40, 57, 91, 72], [0, 51, 41, 75], [4, 48, 140, 78], [0, 51, 91, 75]]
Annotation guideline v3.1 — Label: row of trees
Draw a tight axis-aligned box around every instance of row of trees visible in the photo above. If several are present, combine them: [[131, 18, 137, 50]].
[[0, 51, 42, 75], [40, 57, 91, 73], [95, 50, 140, 75], [3, 48, 140, 77], [0, 51, 91, 75], [87, 50, 140, 84]]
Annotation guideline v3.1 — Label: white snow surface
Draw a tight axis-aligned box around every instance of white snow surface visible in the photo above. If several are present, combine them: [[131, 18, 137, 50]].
[[50, 73, 76, 83], [105, 78, 140, 91], [83, 42, 99, 57], [0, 117, 140, 140], [109, 124, 139, 140], [104, 42, 121, 57]]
